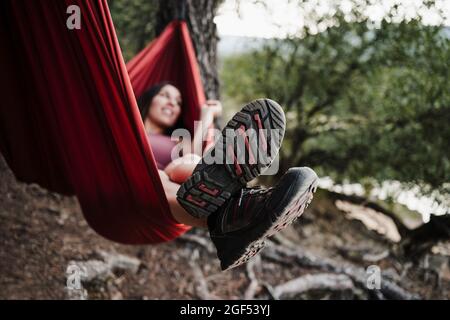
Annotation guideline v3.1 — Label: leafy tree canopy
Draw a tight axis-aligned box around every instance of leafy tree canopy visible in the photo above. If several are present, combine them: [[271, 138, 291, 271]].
[[221, 0, 449, 205]]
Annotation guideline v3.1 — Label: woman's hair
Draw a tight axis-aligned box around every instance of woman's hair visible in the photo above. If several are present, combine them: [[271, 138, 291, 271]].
[[137, 82, 184, 135], [137, 81, 171, 121]]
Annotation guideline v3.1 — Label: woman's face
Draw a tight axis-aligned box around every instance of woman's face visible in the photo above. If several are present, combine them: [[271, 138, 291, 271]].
[[147, 84, 182, 130]]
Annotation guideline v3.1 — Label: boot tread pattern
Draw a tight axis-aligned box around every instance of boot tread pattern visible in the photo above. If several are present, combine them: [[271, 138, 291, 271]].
[[177, 99, 286, 219]]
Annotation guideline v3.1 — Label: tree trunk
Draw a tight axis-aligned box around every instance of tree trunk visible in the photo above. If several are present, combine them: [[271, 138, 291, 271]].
[[155, 0, 222, 99]]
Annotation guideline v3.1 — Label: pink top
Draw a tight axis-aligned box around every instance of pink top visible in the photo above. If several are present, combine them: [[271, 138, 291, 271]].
[[147, 133, 177, 170]]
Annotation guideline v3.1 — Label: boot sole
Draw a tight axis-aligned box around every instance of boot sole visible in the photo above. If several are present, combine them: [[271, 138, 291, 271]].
[[176, 99, 286, 219], [221, 168, 318, 271]]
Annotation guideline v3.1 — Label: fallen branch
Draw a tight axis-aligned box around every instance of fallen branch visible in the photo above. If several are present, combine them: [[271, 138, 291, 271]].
[[262, 242, 421, 300], [327, 190, 411, 238], [273, 273, 355, 299], [69, 250, 142, 283], [362, 250, 390, 263], [335, 246, 390, 263], [189, 249, 218, 300], [177, 233, 215, 254], [263, 241, 337, 271], [271, 232, 298, 249], [244, 255, 261, 300]]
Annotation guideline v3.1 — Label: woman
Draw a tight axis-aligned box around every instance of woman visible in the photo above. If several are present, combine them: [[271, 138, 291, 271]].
[[138, 83, 319, 270], [137, 82, 221, 228]]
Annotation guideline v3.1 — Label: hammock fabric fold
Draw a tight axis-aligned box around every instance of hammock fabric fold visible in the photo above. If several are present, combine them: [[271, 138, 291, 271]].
[[127, 20, 206, 135], [0, 0, 206, 244]]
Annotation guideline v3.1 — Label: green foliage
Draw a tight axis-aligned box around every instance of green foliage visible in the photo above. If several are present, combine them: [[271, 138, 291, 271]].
[[109, 0, 159, 61], [221, 6, 450, 198]]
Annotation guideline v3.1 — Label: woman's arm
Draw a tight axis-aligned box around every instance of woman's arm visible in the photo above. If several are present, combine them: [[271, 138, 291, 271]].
[[191, 100, 222, 156]]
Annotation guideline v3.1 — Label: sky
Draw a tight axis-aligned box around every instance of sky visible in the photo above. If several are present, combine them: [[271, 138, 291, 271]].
[[214, 0, 450, 38]]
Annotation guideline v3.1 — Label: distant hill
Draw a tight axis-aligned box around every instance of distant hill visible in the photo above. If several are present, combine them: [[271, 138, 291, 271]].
[[218, 26, 450, 58], [218, 35, 268, 57]]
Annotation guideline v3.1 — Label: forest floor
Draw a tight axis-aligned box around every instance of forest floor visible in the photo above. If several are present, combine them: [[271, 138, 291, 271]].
[[0, 155, 448, 300]]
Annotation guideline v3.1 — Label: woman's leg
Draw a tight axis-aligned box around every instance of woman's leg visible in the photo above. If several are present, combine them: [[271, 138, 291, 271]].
[[159, 170, 207, 228], [159, 154, 207, 228], [164, 153, 201, 185]]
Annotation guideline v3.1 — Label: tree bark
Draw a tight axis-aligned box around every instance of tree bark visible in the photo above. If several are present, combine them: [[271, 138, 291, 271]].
[[155, 0, 222, 99]]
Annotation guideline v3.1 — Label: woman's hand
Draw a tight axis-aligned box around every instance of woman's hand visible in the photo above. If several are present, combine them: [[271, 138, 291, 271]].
[[193, 100, 222, 156], [201, 100, 222, 118]]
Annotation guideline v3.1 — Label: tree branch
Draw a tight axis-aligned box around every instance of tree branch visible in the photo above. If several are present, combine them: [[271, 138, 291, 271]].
[[262, 242, 421, 300]]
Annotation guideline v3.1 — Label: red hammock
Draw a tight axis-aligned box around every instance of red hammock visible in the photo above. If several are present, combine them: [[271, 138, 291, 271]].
[[0, 0, 206, 244], [127, 21, 206, 136]]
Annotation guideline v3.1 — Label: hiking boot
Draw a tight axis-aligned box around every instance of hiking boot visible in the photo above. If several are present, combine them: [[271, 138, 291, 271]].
[[177, 99, 286, 219], [207, 167, 318, 271]]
